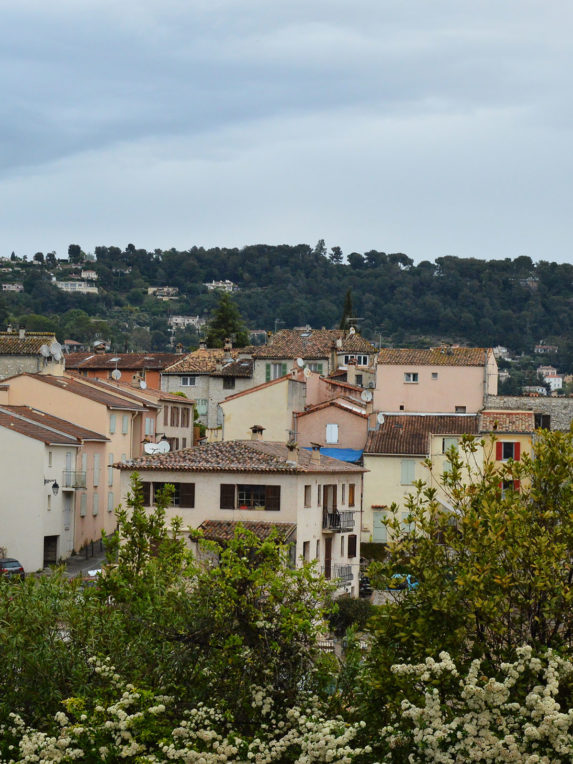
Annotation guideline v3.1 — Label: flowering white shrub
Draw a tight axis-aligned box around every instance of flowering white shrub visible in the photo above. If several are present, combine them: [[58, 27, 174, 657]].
[[0, 658, 370, 763], [382, 646, 573, 763]]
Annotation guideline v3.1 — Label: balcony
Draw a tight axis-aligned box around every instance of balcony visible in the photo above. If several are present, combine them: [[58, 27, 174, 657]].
[[333, 563, 354, 585], [61, 470, 87, 490], [322, 509, 355, 532]]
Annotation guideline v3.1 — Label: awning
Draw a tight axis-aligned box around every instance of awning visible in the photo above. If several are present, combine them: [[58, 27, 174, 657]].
[[303, 447, 363, 463]]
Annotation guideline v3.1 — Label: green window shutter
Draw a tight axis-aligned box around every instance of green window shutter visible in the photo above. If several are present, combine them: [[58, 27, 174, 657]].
[[317, 363, 323, 374], [265, 363, 271, 382], [281, 363, 287, 376]]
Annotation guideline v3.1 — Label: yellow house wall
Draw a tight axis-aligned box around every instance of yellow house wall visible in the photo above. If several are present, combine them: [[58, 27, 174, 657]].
[[221, 380, 292, 441]]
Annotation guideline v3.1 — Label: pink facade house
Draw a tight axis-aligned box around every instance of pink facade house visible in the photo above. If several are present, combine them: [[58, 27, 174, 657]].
[[294, 399, 370, 453], [374, 347, 498, 414]]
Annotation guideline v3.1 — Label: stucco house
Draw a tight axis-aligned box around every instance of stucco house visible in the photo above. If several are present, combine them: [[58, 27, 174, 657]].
[[161, 345, 254, 434], [0, 329, 65, 380], [362, 413, 481, 544], [479, 410, 535, 494], [251, 328, 377, 387], [374, 347, 498, 414], [116, 439, 365, 597], [0, 406, 108, 570], [65, 352, 181, 390], [294, 398, 370, 454]]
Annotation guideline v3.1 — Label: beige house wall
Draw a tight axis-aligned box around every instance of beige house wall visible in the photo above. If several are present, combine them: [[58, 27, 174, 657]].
[[1, 375, 134, 541], [0, 429, 76, 571], [118, 467, 362, 596], [221, 378, 306, 442], [362, 435, 485, 543]]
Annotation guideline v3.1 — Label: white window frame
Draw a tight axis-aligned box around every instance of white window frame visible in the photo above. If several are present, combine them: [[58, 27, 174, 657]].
[[181, 376, 197, 387], [404, 372, 419, 383]]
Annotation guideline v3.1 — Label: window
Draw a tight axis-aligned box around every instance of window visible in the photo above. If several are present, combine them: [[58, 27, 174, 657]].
[[80, 493, 87, 517], [344, 355, 368, 366], [303, 541, 310, 562], [181, 408, 190, 428], [404, 372, 418, 383], [170, 407, 180, 427], [401, 511, 414, 533], [93, 454, 100, 487], [325, 423, 339, 444], [167, 437, 179, 451], [341, 484, 346, 504], [316, 539, 320, 558], [150, 482, 195, 508], [432, 372, 439, 380], [108, 453, 114, 486], [455, 405, 466, 413], [266, 362, 287, 381], [141, 482, 151, 506], [348, 483, 356, 507], [223, 377, 235, 390], [109, 414, 116, 434], [304, 485, 312, 507], [501, 479, 521, 497], [497, 441, 521, 461], [307, 362, 324, 373], [196, 399, 208, 416], [220, 484, 280, 511], [47, 494, 51, 512], [442, 437, 459, 454], [92, 492, 99, 516], [340, 536, 345, 556], [355, 374, 363, 386], [534, 413, 551, 430], [182, 438, 187, 448], [48, 451, 53, 467], [122, 415, 129, 434], [347, 534, 357, 558], [107, 492, 114, 513], [181, 376, 196, 386], [145, 418, 154, 436], [82, 453, 87, 473], [317, 485, 322, 506], [163, 406, 169, 426], [401, 459, 416, 485]]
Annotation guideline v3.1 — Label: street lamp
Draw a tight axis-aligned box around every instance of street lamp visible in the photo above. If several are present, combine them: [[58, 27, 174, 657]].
[[44, 478, 59, 496]]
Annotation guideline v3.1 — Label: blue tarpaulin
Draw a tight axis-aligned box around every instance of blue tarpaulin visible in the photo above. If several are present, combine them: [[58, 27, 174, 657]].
[[303, 447, 363, 463]]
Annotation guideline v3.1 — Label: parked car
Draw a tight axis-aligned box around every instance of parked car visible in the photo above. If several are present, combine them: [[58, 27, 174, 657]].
[[0, 558, 25, 580], [388, 573, 418, 592]]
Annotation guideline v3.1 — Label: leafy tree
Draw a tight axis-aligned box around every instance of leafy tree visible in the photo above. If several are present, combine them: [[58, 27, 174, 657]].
[[33, 251, 44, 264], [205, 292, 249, 347], [313, 238, 327, 258], [329, 245, 344, 264], [67, 244, 84, 264], [360, 429, 573, 726]]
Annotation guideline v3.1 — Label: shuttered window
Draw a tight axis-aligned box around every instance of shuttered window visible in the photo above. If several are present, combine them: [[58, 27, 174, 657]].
[[220, 484, 236, 509], [141, 482, 151, 506], [180, 483, 195, 508], [347, 534, 357, 558], [265, 485, 281, 511]]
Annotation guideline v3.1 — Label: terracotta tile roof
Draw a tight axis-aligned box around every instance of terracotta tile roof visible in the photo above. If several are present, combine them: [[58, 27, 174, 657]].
[[252, 329, 376, 360], [0, 406, 108, 441], [365, 414, 479, 455], [0, 331, 59, 356], [117, 439, 366, 473], [480, 410, 535, 433], [199, 520, 297, 544], [14, 374, 148, 411], [323, 378, 364, 393], [296, 398, 368, 419], [65, 352, 181, 370], [221, 374, 294, 403], [67, 375, 194, 406], [163, 348, 253, 375], [377, 347, 492, 367], [0, 410, 82, 446]]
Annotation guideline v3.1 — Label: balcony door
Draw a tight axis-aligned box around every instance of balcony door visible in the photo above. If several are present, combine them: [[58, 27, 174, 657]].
[[324, 537, 332, 579]]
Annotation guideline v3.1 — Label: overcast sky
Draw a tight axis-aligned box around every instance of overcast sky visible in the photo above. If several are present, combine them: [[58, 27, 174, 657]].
[[1, 0, 572, 264]]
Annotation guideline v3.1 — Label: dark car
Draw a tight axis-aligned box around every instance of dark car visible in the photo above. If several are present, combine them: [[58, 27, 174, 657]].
[[0, 558, 25, 580]]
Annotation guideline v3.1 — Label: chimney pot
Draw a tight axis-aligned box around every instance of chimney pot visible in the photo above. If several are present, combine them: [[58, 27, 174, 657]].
[[250, 425, 265, 441], [18, 326, 25, 340], [286, 439, 298, 466], [310, 442, 322, 464]]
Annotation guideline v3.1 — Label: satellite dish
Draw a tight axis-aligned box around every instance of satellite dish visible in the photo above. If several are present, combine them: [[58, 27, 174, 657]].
[[296, 357, 304, 368], [348, 326, 356, 335], [139, 380, 147, 389], [361, 389, 373, 402], [111, 369, 122, 381], [156, 439, 170, 453], [49, 341, 62, 356], [40, 344, 51, 358], [336, 338, 343, 349], [144, 442, 161, 455], [303, 367, 312, 378], [377, 412, 385, 425]]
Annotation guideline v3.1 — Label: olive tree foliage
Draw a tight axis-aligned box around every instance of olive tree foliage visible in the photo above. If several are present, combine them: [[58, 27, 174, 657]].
[[361, 429, 573, 725]]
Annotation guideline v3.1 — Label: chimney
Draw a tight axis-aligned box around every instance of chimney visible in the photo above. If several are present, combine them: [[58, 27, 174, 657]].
[[310, 442, 322, 464], [347, 358, 357, 385], [176, 343, 184, 354], [6, 324, 13, 334], [199, 340, 207, 350], [18, 326, 25, 340], [286, 439, 298, 467], [250, 424, 265, 441], [330, 341, 337, 372], [223, 337, 232, 361]]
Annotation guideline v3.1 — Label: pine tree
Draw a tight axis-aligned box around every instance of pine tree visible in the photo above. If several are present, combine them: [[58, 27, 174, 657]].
[[205, 292, 249, 348]]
